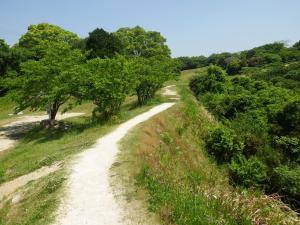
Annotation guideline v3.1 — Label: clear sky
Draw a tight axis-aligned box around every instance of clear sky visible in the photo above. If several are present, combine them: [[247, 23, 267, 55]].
[[1, 0, 300, 57]]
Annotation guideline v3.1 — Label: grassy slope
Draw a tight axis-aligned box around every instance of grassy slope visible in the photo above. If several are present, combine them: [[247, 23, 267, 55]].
[[115, 69, 299, 225], [0, 95, 165, 225]]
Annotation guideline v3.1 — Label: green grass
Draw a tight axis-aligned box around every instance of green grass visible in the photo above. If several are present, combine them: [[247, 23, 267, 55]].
[[0, 95, 164, 184], [0, 93, 167, 225], [116, 69, 299, 225], [0, 170, 65, 225]]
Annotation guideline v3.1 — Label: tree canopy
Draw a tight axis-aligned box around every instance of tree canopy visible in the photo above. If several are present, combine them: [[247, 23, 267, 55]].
[[114, 26, 171, 58], [6, 42, 85, 121], [86, 28, 123, 58], [18, 23, 79, 59]]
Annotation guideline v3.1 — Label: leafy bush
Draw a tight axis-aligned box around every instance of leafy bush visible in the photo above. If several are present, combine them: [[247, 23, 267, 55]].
[[274, 136, 300, 163], [207, 127, 243, 163], [275, 100, 300, 136], [229, 155, 268, 188], [189, 65, 228, 96], [273, 166, 300, 207]]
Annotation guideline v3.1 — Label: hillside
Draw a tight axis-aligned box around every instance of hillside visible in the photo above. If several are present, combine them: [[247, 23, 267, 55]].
[[0, 21, 299, 225]]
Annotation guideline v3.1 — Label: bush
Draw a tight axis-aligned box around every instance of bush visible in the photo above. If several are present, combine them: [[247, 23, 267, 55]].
[[274, 136, 300, 163], [273, 166, 300, 207], [229, 155, 268, 188], [207, 127, 243, 163], [276, 100, 300, 136], [189, 65, 228, 96]]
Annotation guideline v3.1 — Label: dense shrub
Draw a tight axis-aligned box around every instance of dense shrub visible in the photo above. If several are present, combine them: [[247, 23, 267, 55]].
[[275, 100, 300, 136], [190, 51, 300, 209], [229, 155, 268, 188], [207, 127, 243, 163], [189, 65, 228, 96], [273, 166, 300, 206], [274, 136, 300, 163]]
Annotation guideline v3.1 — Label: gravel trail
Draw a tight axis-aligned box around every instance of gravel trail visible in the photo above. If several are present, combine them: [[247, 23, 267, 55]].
[[53, 103, 175, 225]]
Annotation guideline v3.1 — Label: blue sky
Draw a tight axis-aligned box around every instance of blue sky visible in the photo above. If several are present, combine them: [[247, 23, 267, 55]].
[[0, 0, 300, 57]]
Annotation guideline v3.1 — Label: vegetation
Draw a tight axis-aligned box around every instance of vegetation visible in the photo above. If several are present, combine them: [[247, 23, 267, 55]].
[[0, 21, 299, 225], [5, 42, 86, 122], [85, 28, 123, 59], [190, 40, 300, 211], [114, 26, 171, 58], [116, 69, 299, 225], [1, 23, 177, 122]]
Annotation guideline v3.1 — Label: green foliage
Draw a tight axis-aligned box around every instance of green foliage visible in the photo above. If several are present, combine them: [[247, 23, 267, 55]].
[[207, 127, 244, 163], [190, 42, 300, 209], [275, 100, 300, 136], [274, 136, 300, 163], [130, 56, 178, 104], [5, 42, 85, 120], [226, 57, 243, 75], [229, 155, 268, 188], [85, 28, 123, 58], [77, 56, 135, 118], [0, 39, 10, 75], [190, 65, 228, 96], [114, 26, 171, 58], [273, 166, 300, 205], [293, 40, 300, 50], [18, 23, 79, 59], [176, 56, 208, 70], [0, 39, 11, 95]]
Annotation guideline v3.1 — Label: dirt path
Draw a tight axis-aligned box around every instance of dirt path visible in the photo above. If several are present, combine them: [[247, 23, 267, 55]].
[[0, 163, 60, 202], [0, 112, 84, 152], [52, 103, 175, 225]]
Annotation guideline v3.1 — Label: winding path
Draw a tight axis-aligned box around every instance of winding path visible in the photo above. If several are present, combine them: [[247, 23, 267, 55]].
[[53, 102, 175, 225]]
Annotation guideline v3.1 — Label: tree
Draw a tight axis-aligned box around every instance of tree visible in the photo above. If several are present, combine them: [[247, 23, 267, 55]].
[[130, 57, 178, 104], [18, 23, 79, 59], [176, 56, 208, 70], [225, 57, 243, 75], [0, 39, 10, 75], [77, 56, 135, 118], [276, 100, 300, 136], [86, 28, 123, 58], [0, 39, 11, 95], [293, 40, 300, 50], [114, 26, 171, 58], [190, 65, 228, 96], [6, 42, 85, 122]]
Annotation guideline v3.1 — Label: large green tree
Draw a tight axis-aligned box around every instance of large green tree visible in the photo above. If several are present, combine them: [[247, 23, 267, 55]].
[[86, 28, 123, 58], [0, 39, 10, 76], [18, 23, 79, 59], [0, 39, 11, 95], [6, 42, 85, 122], [114, 26, 171, 58], [76, 56, 135, 118], [130, 56, 178, 104]]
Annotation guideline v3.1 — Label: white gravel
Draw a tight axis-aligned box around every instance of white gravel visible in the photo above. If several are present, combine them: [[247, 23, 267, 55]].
[[53, 103, 175, 225]]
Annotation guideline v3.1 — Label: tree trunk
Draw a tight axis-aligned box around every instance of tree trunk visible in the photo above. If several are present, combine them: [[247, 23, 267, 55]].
[[47, 101, 60, 124]]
